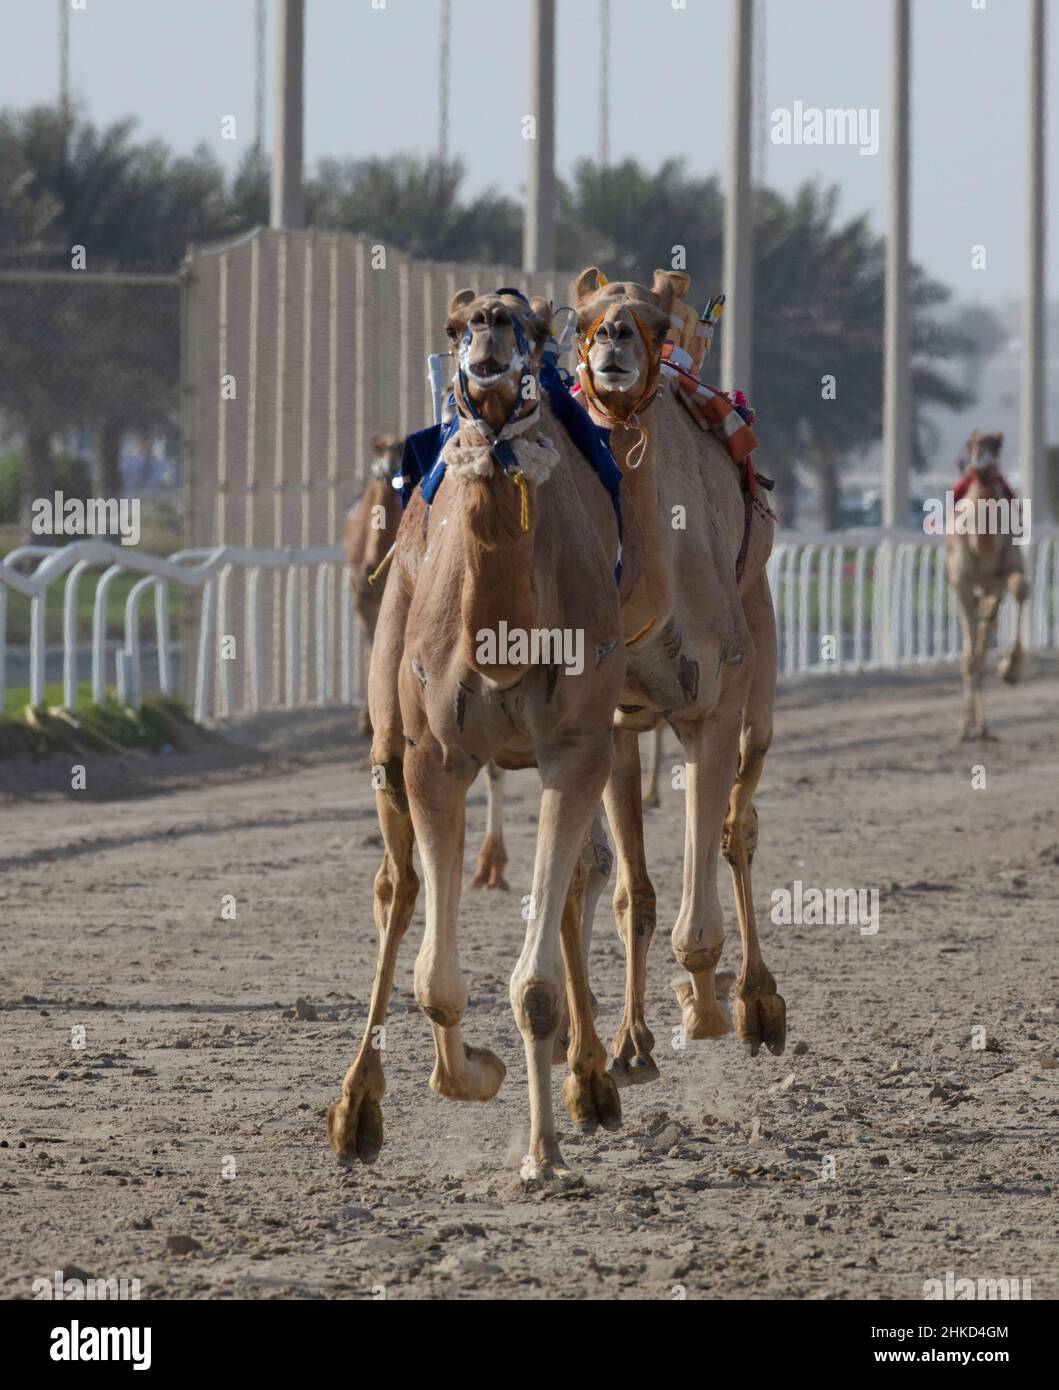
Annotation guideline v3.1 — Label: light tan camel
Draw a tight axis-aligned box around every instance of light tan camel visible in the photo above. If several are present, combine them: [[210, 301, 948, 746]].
[[344, 436, 512, 886], [573, 267, 786, 1083], [328, 288, 633, 1181], [642, 725, 665, 808], [945, 430, 1029, 741]]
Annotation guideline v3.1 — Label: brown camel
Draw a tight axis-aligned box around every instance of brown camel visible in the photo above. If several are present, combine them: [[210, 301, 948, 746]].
[[342, 433, 403, 737], [573, 267, 786, 1084], [945, 430, 1029, 740], [328, 288, 632, 1181]]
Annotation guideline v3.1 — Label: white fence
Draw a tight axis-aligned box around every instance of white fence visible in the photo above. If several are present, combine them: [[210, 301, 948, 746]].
[[767, 528, 1059, 676], [2, 529, 1058, 726], [0, 541, 363, 725]]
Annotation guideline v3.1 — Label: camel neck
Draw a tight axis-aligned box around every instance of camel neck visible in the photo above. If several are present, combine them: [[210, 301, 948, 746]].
[[458, 472, 539, 682]]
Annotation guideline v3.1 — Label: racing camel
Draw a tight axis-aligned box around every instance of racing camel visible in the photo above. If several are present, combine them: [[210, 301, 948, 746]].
[[945, 430, 1029, 740], [328, 288, 636, 1182], [572, 267, 786, 1082]]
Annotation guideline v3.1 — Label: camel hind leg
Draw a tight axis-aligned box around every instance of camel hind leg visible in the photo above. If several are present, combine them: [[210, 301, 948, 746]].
[[471, 761, 509, 889], [721, 573, 786, 1057], [998, 569, 1029, 685]]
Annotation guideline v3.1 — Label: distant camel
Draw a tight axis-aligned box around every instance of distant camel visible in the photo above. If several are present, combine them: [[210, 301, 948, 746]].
[[945, 430, 1029, 740]]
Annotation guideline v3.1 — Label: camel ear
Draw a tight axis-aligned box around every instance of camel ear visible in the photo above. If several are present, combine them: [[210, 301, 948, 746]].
[[574, 267, 603, 307], [650, 270, 675, 315], [528, 296, 553, 351], [663, 270, 691, 301], [448, 288, 476, 316]]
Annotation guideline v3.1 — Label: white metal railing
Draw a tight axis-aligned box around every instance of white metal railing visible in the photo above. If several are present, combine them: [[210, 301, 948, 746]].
[[3, 529, 1057, 723], [767, 527, 1059, 676], [0, 541, 364, 724]]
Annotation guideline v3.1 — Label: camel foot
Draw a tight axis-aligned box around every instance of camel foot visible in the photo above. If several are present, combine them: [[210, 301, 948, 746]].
[[519, 1156, 583, 1190], [563, 1064, 622, 1135], [671, 967, 735, 1041], [999, 652, 1022, 685], [734, 973, 786, 1057], [430, 1044, 506, 1102], [607, 1053, 660, 1087], [356, 706, 373, 738], [470, 834, 509, 891], [327, 1088, 384, 1165], [607, 1018, 659, 1086]]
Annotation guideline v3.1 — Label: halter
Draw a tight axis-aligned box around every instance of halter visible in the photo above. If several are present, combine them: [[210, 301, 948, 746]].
[[452, 288, 541, 530], [576, 306, 661, 469]]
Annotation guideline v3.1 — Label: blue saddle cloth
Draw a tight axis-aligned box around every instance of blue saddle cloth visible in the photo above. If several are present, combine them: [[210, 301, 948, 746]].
[[396, 355, 623, 582]]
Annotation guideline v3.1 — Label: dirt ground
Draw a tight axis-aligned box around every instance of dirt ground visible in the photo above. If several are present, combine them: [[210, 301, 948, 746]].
[[1, 660, 1057, 1301]]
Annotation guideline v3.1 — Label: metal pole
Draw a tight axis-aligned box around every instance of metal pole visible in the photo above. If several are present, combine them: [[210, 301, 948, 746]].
[[1022, 0, 1047, 520], [59, 0, 70, 121], [883, 0, 911, 531], [523, 0, 556, 273], [722, 0, 754, 395], [255, 0, 267, 153], [438, 0, 452, 166], [599, 0, 610, 168], [270, 0, 305, 230]]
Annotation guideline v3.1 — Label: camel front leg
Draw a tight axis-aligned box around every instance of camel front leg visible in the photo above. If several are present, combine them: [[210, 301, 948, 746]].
[[999, 569, 1029, 685], [602, 728, 660, 1084], [327, 768, 419, 1163], [722, 572, 785, 1055], [670, 707, 743, 1042], [559, 855, 622, 1138], [471, 761, 509, 889], [553, 806, 610, 1062], [515, 731, 616, 1183], [953, 575, 983, 740], [408, 741, 506, 1103]]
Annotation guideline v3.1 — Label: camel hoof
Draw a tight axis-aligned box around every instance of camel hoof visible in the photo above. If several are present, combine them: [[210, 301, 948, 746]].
[[734, 988, 787, 1057], [671, 978, 733, 1041], [607, 1053, 659, 1088], [519, 1156, 583, 1189], [327, 1090, 384, 1164], [999, 654, 1022, 685], [563, 1065, 622, 1135], [430, 1044, 506, 1101], [470, 836, 510, 891]]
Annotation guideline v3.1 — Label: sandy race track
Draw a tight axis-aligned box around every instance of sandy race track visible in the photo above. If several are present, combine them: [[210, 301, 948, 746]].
[[2, 661, 1057, 1302]]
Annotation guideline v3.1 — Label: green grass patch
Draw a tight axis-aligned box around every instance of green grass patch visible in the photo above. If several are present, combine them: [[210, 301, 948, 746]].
[[0, 685, 195, 758]]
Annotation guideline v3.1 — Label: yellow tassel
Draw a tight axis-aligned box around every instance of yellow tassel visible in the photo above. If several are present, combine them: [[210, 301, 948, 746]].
[[367, 544, 396, 586], [512, 470, 531, 531]]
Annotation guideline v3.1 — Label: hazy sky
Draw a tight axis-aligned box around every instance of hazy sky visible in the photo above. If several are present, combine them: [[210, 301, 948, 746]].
[[3, 0, 1055, 307]]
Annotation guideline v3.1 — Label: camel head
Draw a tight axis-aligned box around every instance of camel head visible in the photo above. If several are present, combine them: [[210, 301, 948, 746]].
[[446, 288, 551, 433], [369, 432, 404, 484], [573, 267, 675, 418], [966, 430, 1004, 483]]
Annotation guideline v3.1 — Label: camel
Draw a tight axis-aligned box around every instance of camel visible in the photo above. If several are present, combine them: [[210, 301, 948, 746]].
[[572, 267, 786, 1083], [344, 435, 512, 887], [342, 433, 404, 737], [328, 287, 635, 1181], [945, 430, 1029, 740], [642, 725, 665, 808]]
